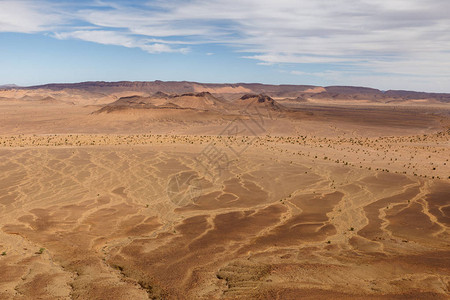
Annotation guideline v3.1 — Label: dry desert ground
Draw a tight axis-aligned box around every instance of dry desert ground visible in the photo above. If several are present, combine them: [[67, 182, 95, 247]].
[[0, 84, 449, 299]]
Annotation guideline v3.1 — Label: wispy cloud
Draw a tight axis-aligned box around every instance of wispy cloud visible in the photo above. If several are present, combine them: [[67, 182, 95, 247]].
[[0, 0, 449, 89], [0, 0, 64, 33], [53, 30, 189, 54]]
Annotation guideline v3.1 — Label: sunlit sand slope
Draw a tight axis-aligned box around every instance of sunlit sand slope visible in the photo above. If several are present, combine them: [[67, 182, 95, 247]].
[[0, 142, 448, 299]]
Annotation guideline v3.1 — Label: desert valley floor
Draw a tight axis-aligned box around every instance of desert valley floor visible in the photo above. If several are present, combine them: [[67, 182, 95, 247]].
[[0, 83, 449, 299]]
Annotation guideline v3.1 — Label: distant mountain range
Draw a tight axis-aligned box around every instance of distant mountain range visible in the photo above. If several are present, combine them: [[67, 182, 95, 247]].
[[0, 84, 19, 89], [2, 81, 450, 103]]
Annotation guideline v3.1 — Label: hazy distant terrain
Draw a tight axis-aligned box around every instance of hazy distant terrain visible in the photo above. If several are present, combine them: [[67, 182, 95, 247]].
[[0, 81, 449, 299], [5, 80, 450, 104]]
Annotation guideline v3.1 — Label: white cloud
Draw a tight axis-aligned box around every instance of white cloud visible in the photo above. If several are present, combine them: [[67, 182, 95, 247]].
[[53, 30, 189, 54], [72, 1, 450, 77], [290, 71, 307, 76], [0, 0, 449, 90], [0, 0, 64, 33], [54, 30, 135, 47]]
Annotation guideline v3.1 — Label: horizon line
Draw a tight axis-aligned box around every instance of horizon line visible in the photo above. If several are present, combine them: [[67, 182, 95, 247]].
[[2, 80, 449, 95]]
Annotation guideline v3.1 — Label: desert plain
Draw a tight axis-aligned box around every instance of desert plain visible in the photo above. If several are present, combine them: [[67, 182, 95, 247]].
[[0, 81, 449, 299]]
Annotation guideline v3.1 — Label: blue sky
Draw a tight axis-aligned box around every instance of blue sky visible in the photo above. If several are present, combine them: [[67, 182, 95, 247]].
[[0, 0, 449, 92]]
